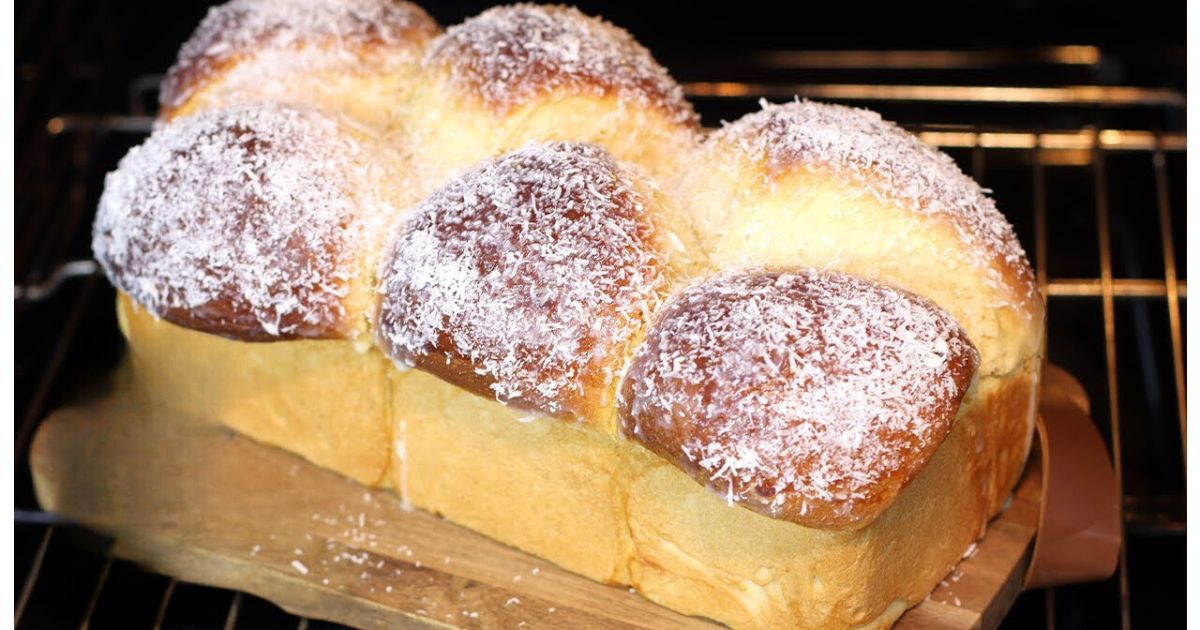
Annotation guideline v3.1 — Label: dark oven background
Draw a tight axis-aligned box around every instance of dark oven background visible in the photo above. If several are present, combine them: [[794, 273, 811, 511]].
[[14, 1, 1185, 629]]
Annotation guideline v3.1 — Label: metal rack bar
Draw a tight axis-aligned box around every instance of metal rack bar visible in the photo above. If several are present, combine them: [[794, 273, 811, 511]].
[[46, 114, 153, 135], [224, 592, 243, 630], [21, 125, 97, 289], [920, 129, 1187, 152], [14, 276, 98, 464], [1032, 141, 1050, 305], [685, 83, 1187, 107], [13, 260, 99, 301], [14, 509, 59, 525], [1045, 278, 1188, 298], [14, 525, 55, 626], [1092, 143, 1131, 630], [1044, 587, 1057, 630], [152, 578, 177, 630], [16, 136, 75, 279], [751, 46, 1101, 70], [972, 128, 986, 181], [1030, 138, 1056, 630], [1152, 139, 1187, 463], [79, 556, 114, 630]]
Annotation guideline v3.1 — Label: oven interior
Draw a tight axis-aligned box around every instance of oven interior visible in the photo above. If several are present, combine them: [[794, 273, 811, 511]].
[[14, 1, 1185, 628]]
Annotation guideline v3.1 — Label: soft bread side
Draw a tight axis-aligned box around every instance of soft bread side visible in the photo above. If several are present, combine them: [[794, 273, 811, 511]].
[[116, 296, 992, 629]]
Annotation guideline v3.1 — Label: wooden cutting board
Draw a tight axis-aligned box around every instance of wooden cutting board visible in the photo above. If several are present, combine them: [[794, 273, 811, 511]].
[[30, 368, 1040, 629]]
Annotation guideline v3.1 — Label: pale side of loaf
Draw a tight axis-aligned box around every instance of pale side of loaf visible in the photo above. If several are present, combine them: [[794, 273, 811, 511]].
[[118, 293, 1036, 629], [89, 1, 1047, 628]]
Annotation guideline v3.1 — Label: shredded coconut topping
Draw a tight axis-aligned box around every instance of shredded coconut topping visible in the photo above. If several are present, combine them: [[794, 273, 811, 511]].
[[376, 141, 669, 417], [621, 270, 979, 527], [161, 0, 439, 111], [423, 4, 696, 125], [93, 104, 379, 339], [713, 100, 1037, 306]]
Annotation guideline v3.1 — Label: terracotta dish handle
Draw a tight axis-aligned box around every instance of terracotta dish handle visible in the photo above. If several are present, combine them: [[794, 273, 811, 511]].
[[1024, 362, 1122, 589]]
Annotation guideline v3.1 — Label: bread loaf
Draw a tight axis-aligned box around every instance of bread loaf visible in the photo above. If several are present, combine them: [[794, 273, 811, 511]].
[[92, 1, 1045, 627]]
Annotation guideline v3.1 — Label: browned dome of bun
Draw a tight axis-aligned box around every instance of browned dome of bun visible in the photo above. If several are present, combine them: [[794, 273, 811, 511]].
[[160, 0, 440, 123], [93, 104, 394, 341], [375, 142, 674, 423], [620, 269, 979, 528], [407, 3, 700, 193], [422, 3, 695, 125], [704, 100, 1038, 308]]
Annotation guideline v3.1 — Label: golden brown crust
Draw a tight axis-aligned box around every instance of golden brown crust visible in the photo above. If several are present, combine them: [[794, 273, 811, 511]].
[[93, 104, 389, 341], [620, 270, 979, 528], [160, 0, 440, 121], [374, 142, 672, 422], [154, 295, 347, 342], [421, 4, 697, 127], [704, 100, 1042, 321]]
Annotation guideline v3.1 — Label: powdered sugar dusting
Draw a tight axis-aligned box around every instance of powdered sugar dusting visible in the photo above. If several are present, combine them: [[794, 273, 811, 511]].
[[423, 4, 696, 126], [714, 100, 1038, 307], [161, 0, 439, 111], [93, 104, 380, 339], [376, 141, 669, 417], [621, 270, 978, 527]]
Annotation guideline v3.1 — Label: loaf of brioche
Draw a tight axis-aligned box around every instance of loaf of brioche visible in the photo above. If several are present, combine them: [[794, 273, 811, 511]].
[[90, 2, 1045, 628]]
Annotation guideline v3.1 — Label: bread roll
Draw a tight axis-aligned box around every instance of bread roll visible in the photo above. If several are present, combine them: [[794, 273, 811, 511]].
[[375, 142, 683, 426], [93, 103, 405, 341], [160, 0, 440, 127], [621, 270, 979, 528], [95, 104, 407, 484], [409, 4, 700, 188]]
